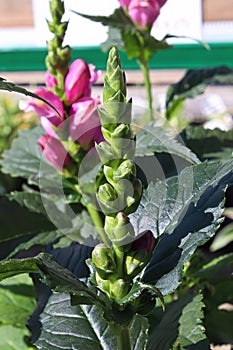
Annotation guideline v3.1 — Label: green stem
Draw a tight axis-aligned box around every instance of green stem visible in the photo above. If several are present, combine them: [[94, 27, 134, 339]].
[[138, 59, 153, 122], [114, 245, 125, 277], [115, 325, 131, 350], [87, 204, 109, 245]]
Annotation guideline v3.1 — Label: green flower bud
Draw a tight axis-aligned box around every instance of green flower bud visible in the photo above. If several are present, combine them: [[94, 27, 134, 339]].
[[114, 160, 136, 183], [103, 47, 126, 104], [95, 273, 111, 294], [49, 0, 64, 23], [125, 231, 155, 278], [124, 178, 142, 215], [97, 183, 120, 215], [95, 142, 122, 167], [92, 243, 116, 279], [97, 107, 118, 131], [105, 212, 135, 248], [110, 278, 131, 300]]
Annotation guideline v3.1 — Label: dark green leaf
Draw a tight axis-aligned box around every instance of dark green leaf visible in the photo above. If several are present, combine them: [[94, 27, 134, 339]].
[[118, 281, 164, 309], [205, 307, 233, 345], [7, 190, 47, 216], [135, 123, 200, 164], [191, 253, 233, 281], [148, 292, 194, 350], [35, 292, 149, 350], [6, 230, 61, 258], [0, 197, 54, 246], [35, 253, 99, 305], [0, 257, 39, 282], [184, 126, 233, 161], [0, 77, 62, 119], [72, 7, 135, 31], [166, 66, 233, 120], [130, 160, 233, 294]]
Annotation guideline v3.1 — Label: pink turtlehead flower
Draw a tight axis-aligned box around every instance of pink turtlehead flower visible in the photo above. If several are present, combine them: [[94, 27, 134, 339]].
[[157, 0, 167, 7], [128, 0, 160, 28], [19, 88, 64, 139], [45, 71, 58, 89], [69, 97, 103, 150], [118, 0, 131, 7], [38, 134, 70, 171], [132, 230, 155, 255], [64, 59, 100, 105]]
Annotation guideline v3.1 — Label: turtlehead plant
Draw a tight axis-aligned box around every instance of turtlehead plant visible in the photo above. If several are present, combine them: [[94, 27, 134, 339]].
[[0, 1, 233, 349]]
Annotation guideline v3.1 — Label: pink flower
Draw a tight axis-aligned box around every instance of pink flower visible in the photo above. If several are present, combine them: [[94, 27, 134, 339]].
[[128, 0, 160, 28], [64, 59, 100, 105], [38, 134, 70, 171], [157, 0, 167, 7], [118, 0, 131, 7], [69, 97, 104, 150], [19, 88, 64, 139], [45, 71, 58, 88], [132, 230, 155, 255]]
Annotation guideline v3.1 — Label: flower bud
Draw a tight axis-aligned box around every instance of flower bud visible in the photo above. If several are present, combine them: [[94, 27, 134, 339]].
[[128, 0, 160, 28], [110, 278, 131, 299], [65, 59, 91, 105], [97, 183, 120, 215], [124, 178, 142, 215], [92, 243, 116, 279], [125, 230, 155, 278], [114, 160, 136, 183], [118, 0, 131, 7], [105, 212, 135, 248]]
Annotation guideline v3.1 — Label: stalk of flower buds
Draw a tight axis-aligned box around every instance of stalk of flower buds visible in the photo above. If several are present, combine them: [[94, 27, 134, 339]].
[[92, 48, 155, 301], [45, 0, 72, 99]]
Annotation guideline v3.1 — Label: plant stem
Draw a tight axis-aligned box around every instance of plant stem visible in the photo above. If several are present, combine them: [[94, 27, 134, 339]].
[[115, 325, 131, 350], [138, 58, 153, 122], [87, 204, 109, 245]]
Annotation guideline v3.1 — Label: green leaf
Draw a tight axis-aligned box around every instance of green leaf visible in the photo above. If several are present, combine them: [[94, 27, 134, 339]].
[[0, 126, 43, 179], [101, 27, 125, 52], [191, 253, 233, 281], [130, 160, 233, 295], [184, 126, 233, 161], [35, 253, 99, 305], [0, 274, 36, 327], [6, 230, 61, 258], [73, 7, 135, 31], [148, 292, 193, 350], [117, 281, 164, 310], [0, 324, 34, 350], [74, 8, 170, 61], [166, 66, 233, 120], [210, 223, 233, 251], [173, 293, 209, 349], [0, 258, 39, 282], [0, 197, 54, 245], [135, 123, 200, 164], [0, 77, 62, 119], [35, 292, 149, 350], [7, 190, 47, 216], [148, 292, 209, 350]]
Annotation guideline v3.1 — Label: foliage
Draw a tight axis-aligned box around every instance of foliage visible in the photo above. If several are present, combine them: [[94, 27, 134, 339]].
[[0, 0, 232, 349]]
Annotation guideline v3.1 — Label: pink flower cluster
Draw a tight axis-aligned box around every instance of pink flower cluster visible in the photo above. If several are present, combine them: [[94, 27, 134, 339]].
[[20, 59, 103, 171], [119, 0, 167, 28]]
